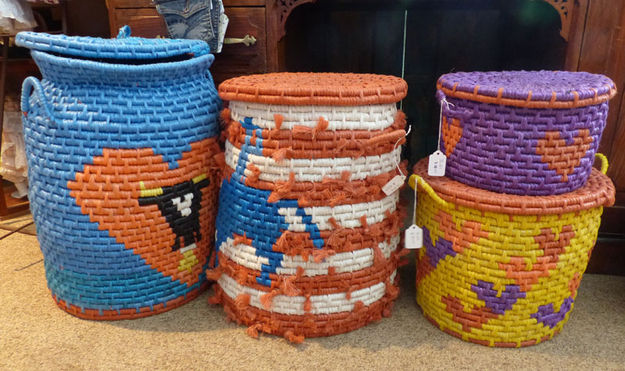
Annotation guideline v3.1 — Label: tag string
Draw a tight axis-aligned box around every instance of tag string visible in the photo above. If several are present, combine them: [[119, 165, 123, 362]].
[[437, 98, 454, 152], [393, 124, 411, 176], [412, 178, 417, 225]]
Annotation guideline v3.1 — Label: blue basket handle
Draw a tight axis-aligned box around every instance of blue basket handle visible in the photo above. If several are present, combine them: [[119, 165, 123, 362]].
[[21, 76, 55, 123], [117, 25, 131, 39]]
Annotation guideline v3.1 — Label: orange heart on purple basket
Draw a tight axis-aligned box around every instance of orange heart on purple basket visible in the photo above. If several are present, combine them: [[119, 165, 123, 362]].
[[441, 116, 463, 156], [68, 138, 220, 286], [535, 129, 593, 182]]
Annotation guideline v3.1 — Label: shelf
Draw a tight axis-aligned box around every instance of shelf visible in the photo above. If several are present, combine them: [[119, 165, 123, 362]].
[[0, 181, 29, 219]]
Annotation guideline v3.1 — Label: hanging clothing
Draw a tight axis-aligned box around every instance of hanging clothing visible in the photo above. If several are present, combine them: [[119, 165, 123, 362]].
[[0, 0, 36, 35]]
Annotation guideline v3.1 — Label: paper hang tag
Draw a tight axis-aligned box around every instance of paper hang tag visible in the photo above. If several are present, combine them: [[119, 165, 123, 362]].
[[382, 174, 406, 196], [428, 150, 447, 177], [404, 224, 423, 250]]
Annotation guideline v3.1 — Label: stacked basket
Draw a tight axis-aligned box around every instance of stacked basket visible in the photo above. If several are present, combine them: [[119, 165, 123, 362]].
[[210, 73, 407, 341], [410, 71, 616, 347], [17, 27, 222, 319]]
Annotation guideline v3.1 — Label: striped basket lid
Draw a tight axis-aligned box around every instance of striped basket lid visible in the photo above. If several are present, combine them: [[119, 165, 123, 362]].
[[437, 70, 616, 108], [218, 72, 408, 106], [410, 158, 615, 215], [15, 25, 210, 60]]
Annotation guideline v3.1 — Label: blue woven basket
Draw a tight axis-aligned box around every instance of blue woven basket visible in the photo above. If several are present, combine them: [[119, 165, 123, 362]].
[[17, 27, 222, 319]]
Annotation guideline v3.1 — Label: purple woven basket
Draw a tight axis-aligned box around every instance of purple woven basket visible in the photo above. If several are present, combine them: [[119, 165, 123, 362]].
[[436, 70, 616, 195]]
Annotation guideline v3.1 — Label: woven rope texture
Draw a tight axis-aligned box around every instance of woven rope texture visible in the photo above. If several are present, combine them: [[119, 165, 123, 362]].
[[437, 70, 616, 108], [438, 71, 614, 195], [18, 31, 222, 320], [16, 27, 210, 59], [211, 73, 407, 341], [410, 159, 615, 347], [218, 72, 408, 106]]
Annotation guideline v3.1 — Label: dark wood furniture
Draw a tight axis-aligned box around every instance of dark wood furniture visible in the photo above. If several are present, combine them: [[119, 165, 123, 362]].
[[105, 0, 315, 84], [105, 0, 625, 273], [566, 0, 625, 273], [0, 1, 68, 218], [0, 35, 30, 217], [280, 0, 625, 272]]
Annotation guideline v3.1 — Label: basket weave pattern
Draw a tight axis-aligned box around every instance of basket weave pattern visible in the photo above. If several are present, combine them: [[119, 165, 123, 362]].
[[211, 73, 407, 341], [411, 159, 615, 347], [441, 97, 608, 195], [18, 32, 221, 319], [437, 70, 615, 195]]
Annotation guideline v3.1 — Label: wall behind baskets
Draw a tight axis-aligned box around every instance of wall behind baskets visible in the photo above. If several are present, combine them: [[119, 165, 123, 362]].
[[283, 0, 625, 274]]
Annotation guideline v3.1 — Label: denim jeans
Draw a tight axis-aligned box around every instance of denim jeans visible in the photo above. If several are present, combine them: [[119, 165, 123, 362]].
[[154, 0, 218, 51]]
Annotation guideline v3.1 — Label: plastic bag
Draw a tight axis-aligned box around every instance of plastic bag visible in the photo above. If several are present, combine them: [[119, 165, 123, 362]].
[[0, 111, 28, 198], [0, 0, 36, 35]]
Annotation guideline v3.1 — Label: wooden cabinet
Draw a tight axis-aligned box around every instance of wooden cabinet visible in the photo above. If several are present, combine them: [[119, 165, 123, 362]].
[[210, 6, 267, 82], [566, 1, 625, 237], [108, 7, 167, 38], [105, 0, 315, 85], [564, 0, 625, 273]]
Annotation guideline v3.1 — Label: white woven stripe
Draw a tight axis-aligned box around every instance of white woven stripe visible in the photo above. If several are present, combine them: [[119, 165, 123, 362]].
[[278, 193, 398, 230], [218, 237, 269, 272], [229, 101, 398, 131], [225, 141, 401, 182], [217, 235, 400, 276], [218, 271, 397, 315]]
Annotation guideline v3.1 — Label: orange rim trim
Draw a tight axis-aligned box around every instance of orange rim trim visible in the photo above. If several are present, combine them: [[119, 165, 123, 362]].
[[51, 282, 209, 320], [437, 80, 616, 108], [219, 73, 408, 106], [213, 284, 397, 338], [412, 159, 615, 215]]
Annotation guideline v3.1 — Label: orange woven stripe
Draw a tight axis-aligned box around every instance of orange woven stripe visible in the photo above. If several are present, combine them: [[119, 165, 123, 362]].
[[226, 118, 406, 159], [271, 210, 402, 256], [228, 168, 406, 207], [51, 283, 208, 320], [437, 81, 616, 108], [412, 159, 615, 215], [218, 72, 407, 106], [212, 283, 397, 338], [217, 250, 398, 296]]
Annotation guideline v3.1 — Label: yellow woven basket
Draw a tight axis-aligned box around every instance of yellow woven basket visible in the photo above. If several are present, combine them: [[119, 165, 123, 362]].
[[408, 154, 615, 347]]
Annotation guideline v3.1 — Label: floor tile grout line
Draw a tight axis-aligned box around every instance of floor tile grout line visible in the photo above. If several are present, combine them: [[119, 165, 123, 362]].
[[0, 221, 36, 242]]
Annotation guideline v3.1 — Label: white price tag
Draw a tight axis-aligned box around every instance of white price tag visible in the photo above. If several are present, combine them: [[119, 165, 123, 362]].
[[382, 175, 406, 196], [428, 150, 447, 177], [404, 224, 423, 250]]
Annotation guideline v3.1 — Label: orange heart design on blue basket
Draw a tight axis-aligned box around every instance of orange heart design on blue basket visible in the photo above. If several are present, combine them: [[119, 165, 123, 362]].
[[68, 138, 220, 286]]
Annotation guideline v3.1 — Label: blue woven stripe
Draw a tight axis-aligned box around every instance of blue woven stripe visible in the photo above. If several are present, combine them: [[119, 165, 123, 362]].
[[16, 30, 210, 59], [47, 260, 209, 313], [20, 36, 220, 312], [216, 117, 326, 287]]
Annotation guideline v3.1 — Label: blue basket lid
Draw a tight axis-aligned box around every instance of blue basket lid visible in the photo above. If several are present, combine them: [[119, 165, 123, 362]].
[[15, 26, 210, 60]]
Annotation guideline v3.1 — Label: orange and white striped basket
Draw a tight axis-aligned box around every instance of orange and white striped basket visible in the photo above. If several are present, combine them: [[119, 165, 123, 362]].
[[209, 73, 408, 342]]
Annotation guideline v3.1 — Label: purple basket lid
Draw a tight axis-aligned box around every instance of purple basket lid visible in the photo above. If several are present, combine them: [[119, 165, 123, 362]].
[[437, 70, 616, 108]]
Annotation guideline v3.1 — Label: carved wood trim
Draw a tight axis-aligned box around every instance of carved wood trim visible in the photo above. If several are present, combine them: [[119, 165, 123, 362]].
[[542, 0, 572, 40], [275, 0, 317, 40]]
